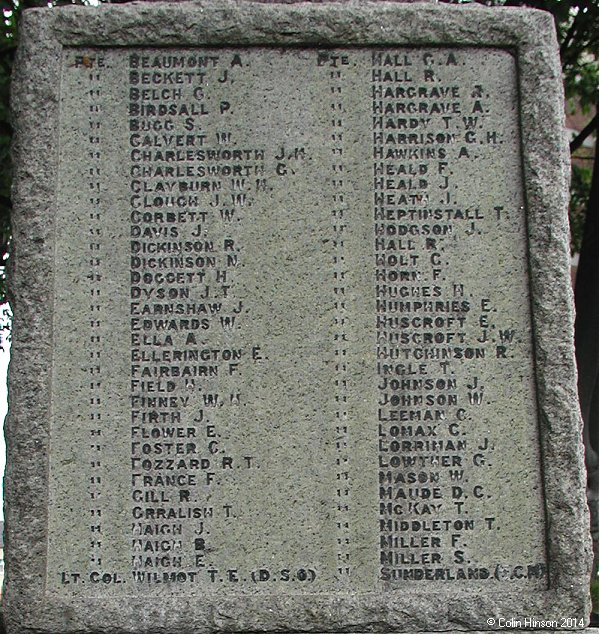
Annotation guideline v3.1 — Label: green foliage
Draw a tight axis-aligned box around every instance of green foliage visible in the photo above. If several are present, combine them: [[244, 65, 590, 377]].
[[555, 3, 599, 111], [591, 578, 599, 612], [570, 163, 594, 254], [0, 1, 16, 305]]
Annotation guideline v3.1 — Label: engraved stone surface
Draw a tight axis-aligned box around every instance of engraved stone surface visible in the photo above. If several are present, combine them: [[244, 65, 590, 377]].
[[5, 2, 591, 633]]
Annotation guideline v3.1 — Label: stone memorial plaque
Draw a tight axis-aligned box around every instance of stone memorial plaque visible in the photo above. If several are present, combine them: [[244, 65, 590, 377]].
[[5, 2, 591, 633]]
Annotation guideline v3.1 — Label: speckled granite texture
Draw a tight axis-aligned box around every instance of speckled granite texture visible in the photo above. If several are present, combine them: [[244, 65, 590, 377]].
[[5, 2, 590, 633]]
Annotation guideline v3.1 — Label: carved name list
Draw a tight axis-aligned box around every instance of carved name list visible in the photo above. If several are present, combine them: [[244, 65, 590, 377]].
[[47, 47, 546, 596]]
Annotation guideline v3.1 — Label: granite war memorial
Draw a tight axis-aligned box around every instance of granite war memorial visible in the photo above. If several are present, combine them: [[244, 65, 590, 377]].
[[3, 1, 592, 632]]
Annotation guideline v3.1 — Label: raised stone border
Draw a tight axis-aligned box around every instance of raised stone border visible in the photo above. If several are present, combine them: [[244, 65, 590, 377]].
[[5, 2, 591, 633]]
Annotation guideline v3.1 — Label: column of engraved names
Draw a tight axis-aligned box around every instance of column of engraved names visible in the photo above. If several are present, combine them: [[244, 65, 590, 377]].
[[84, 52, 106, 575], [318, 50, 353, 586], [127, 50, 260, 586], [373, 49, 501, 584]]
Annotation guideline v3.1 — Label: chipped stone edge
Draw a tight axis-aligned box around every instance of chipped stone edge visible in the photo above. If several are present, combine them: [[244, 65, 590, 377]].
[[5, 2, 591, 633]]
